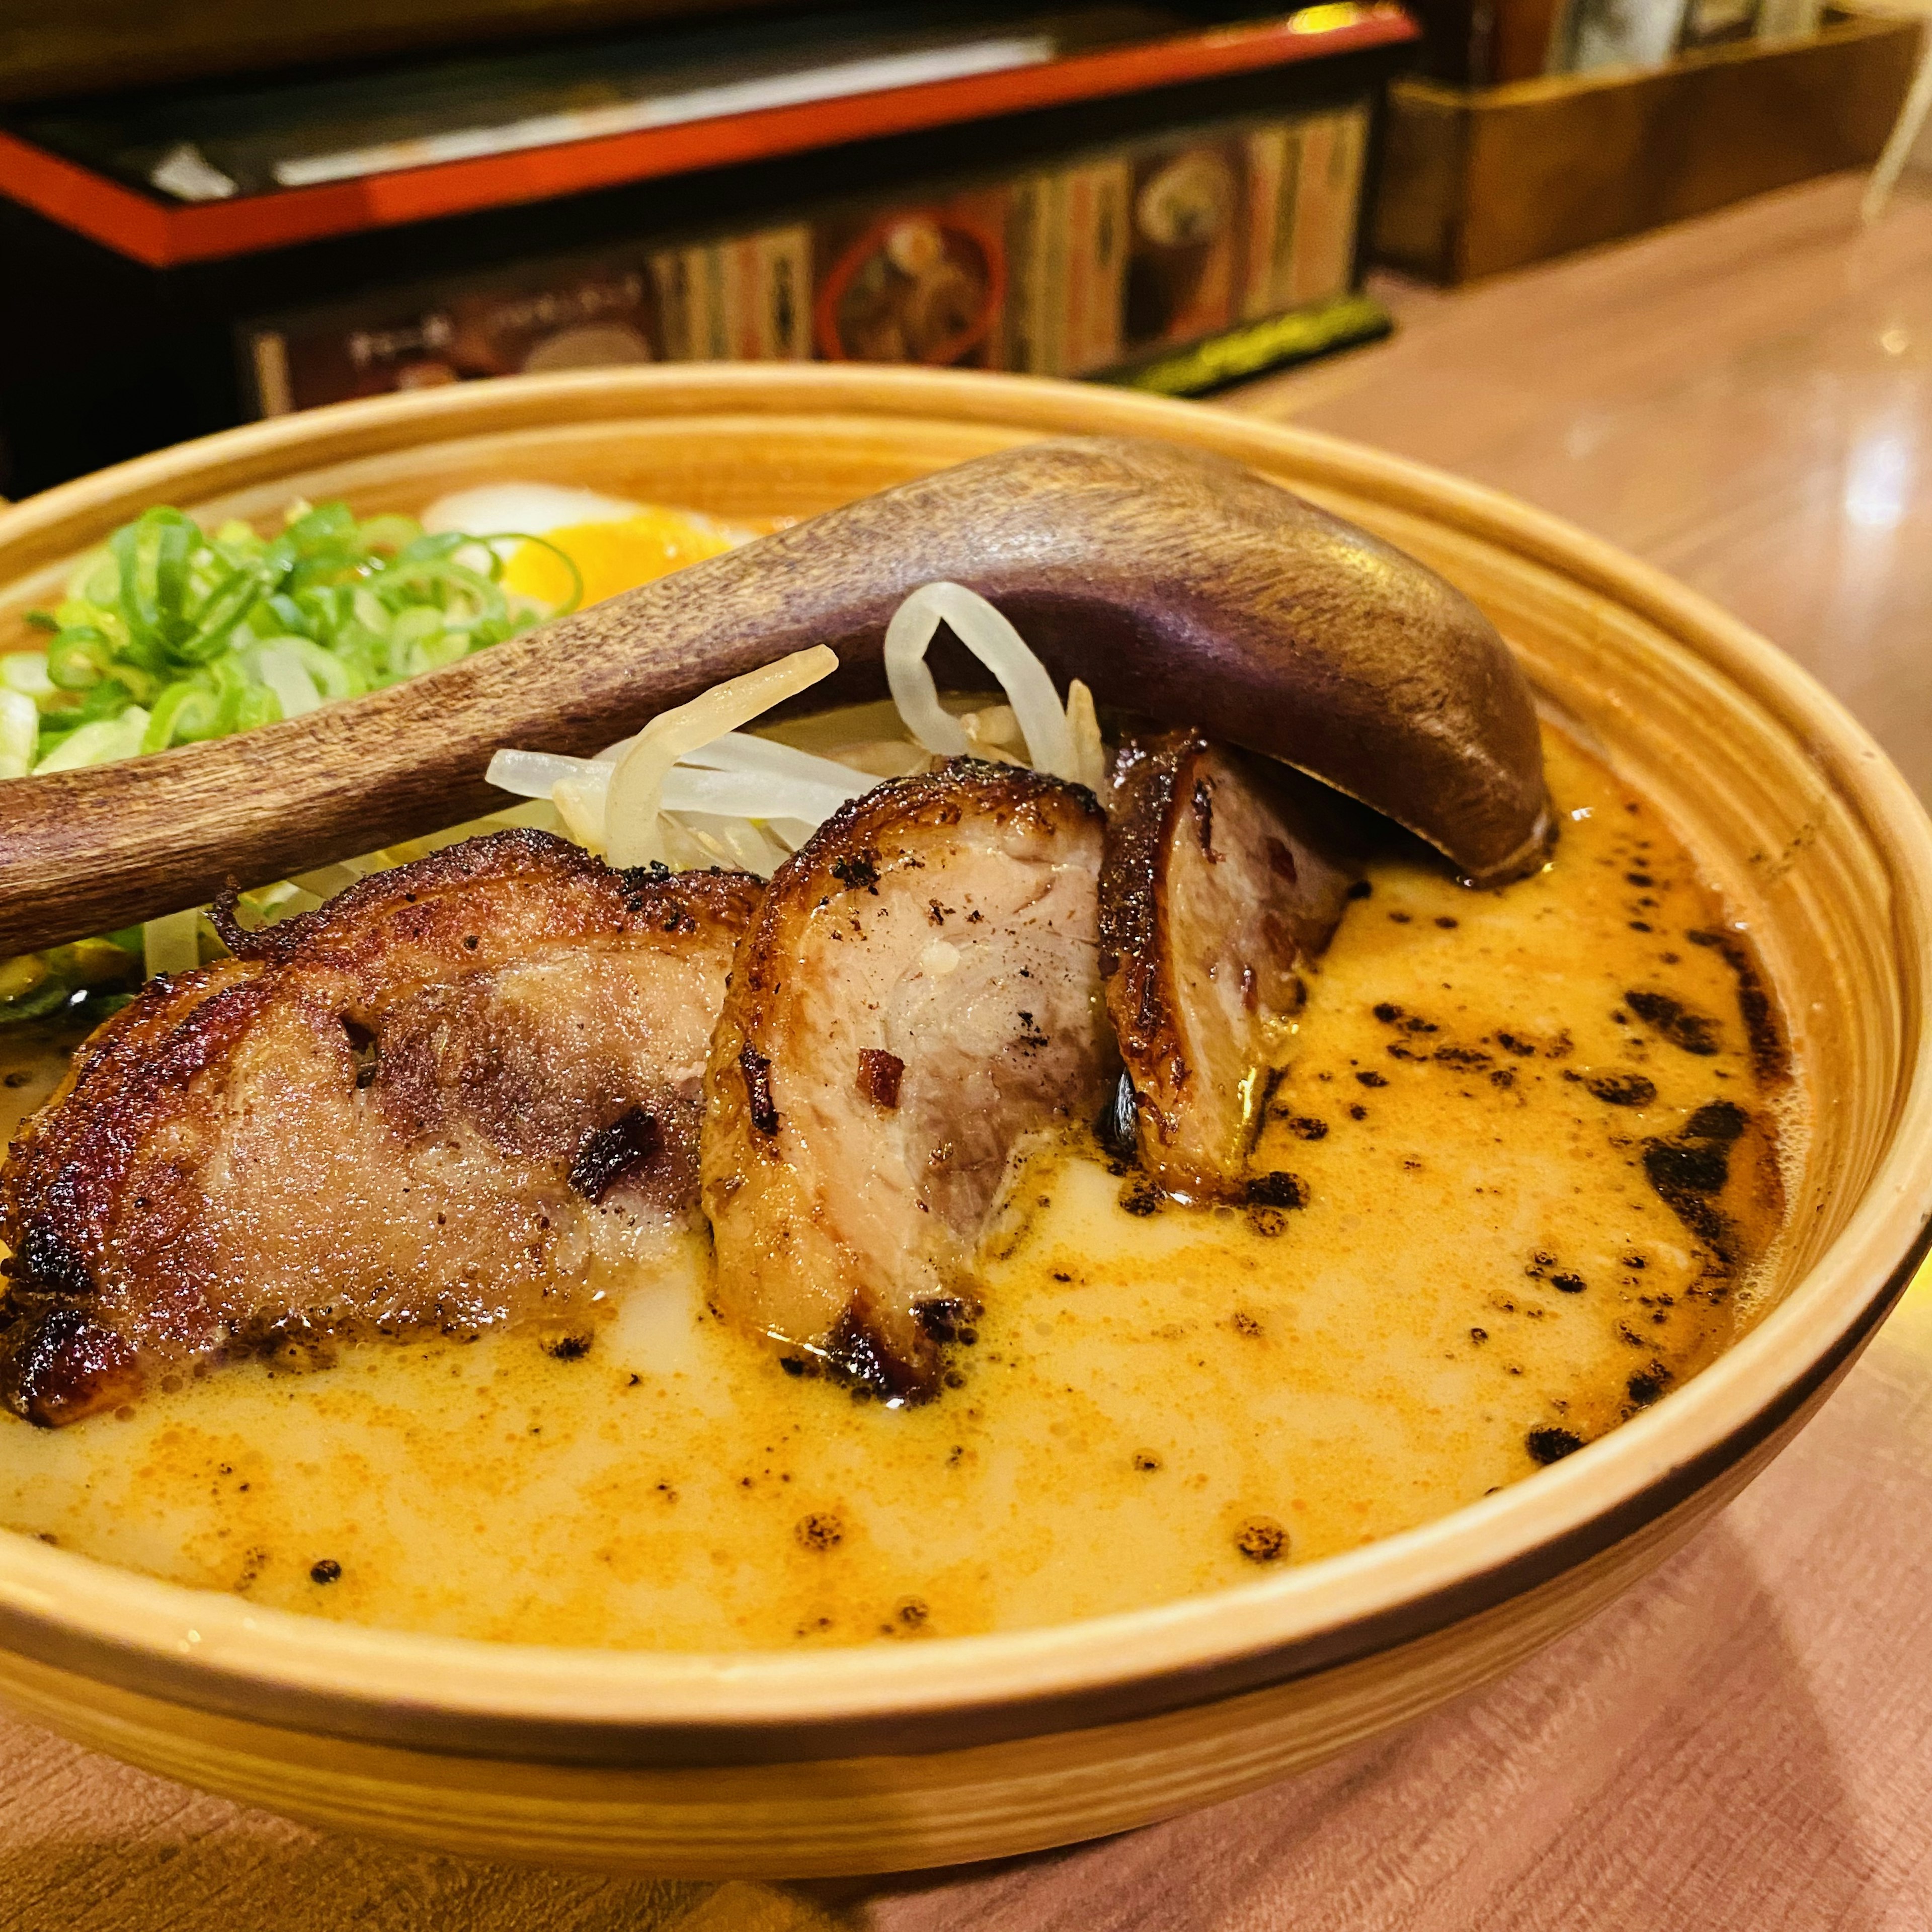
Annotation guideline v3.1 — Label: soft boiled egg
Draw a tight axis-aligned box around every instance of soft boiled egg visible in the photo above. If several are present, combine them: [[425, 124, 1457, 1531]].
[[421, 482, 757, 611]]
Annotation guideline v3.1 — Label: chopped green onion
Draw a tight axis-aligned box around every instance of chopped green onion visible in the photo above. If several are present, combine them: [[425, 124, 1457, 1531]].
[[141, 679, 222, 752], [0, 980, 74, 1026], [33, 708, 150, 773], [0, 690, 37, 779], [246, 640, 325, 718], [47, 625, 113, 690], [1, 652, 55, 697], [0, 495, 586, 1021], [4, 497, 577, 783]]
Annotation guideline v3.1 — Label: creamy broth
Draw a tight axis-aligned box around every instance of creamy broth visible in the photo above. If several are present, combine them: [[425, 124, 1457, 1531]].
[[0, 723, 1793, 1647]]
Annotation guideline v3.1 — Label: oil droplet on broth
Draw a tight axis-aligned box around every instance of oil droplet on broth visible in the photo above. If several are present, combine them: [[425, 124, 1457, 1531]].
[[0, 723, 1795, 1649]]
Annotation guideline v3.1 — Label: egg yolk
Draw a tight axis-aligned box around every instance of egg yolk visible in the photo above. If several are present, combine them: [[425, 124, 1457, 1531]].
[[501, 511, 740, 610]]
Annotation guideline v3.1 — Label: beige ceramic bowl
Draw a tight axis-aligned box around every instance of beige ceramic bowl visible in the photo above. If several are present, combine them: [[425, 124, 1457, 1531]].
[[0, 365, 1927, 1877]]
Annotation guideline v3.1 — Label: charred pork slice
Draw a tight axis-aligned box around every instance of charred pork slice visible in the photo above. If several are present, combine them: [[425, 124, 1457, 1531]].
[[1100, 731, 1358, 1200], [0, 830, 759, 1425], [703, 759, 1110, 1400]]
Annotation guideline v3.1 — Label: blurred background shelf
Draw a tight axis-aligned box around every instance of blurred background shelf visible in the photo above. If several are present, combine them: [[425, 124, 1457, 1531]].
[[0, 3, 1416, 494], [3, 0, 812, 106], [0, 6, 1419, 266], [4, 0, 1924, 484], [1372, 6, 1923, 281]]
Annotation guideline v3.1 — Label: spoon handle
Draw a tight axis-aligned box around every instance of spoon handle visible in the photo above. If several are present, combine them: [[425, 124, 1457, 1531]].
[[0, 437, 1545, 955]]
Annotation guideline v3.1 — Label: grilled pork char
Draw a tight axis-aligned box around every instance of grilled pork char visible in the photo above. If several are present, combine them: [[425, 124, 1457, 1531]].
[[0, 831, 758, 1426], [1100, 731, 1358, 1200], [2, 723, 1364, 1428], [702, 760, 1112, 1399]]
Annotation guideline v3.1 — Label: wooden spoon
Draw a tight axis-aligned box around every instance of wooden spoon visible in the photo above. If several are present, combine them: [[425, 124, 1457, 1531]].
[[0, 437, 1549, 955]]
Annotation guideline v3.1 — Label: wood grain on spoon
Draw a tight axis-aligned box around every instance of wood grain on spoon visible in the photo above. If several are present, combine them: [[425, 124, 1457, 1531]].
[[0, 437, 1549, 956]]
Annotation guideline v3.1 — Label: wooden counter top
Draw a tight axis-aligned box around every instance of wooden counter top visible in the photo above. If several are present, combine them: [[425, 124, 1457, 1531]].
[[4, 167, 1929, 1930], [1238, 168, 1932, 802]]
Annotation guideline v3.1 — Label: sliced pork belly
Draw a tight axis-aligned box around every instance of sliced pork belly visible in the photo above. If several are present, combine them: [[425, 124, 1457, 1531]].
[[0, 831, 759, 1426], [1100, 731, 1358, 1200], [702, 760, 1111, 1399]]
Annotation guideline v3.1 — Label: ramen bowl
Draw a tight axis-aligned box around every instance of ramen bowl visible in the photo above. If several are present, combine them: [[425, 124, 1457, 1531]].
[[0, 364, 1926, 1877]]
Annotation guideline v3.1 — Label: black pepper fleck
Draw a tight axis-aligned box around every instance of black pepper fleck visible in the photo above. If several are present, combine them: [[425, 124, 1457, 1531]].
[[1627, 1367, 1671, 1407], [1525, 1427, 1584, 1465], [1625, 989, 1721, 1056], [795, 1513, 844, 1552], [1237, 1516, 1289, 1562], [1246, 1171, 1308, 1209], [1585, 1072, 1657, 1107]]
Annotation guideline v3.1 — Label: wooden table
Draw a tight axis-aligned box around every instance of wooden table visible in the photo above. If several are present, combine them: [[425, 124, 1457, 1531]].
[[6, 169, 1931, 1931]]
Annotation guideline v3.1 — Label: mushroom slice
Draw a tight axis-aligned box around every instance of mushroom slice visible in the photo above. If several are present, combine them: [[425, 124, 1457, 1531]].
[[1100, 731, 1360, 1200], [703, 760, 1111, 1399], [0, 831, 759, 1426]]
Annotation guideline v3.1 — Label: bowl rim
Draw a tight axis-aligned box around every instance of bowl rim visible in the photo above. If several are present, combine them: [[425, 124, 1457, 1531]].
[[2, 363, 1928, 1761]]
